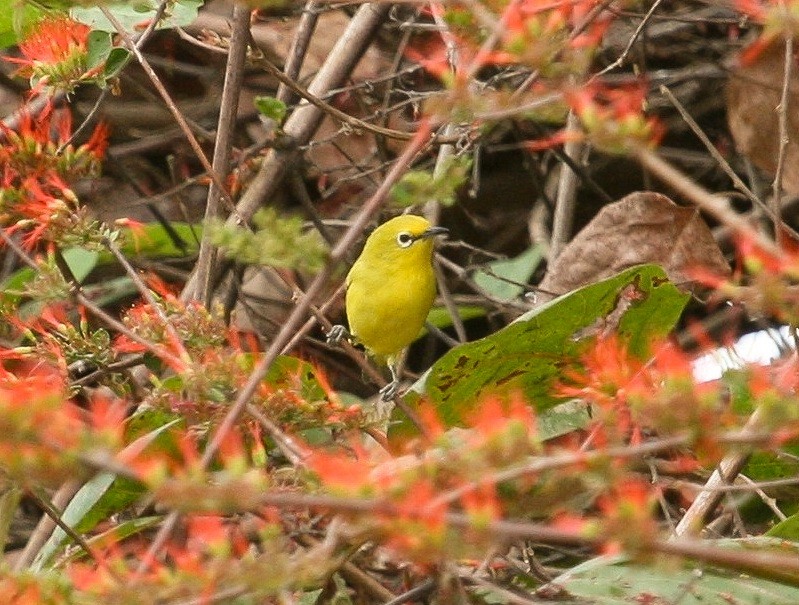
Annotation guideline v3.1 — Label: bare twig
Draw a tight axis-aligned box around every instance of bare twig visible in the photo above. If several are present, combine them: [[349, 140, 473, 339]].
[[593, 0, 666, 79], [232, 2, 392, 224], [660, 85, 772, 220], [187, 3, 252, 305], [673, 408, 763, 537], [550, 110, 582, 260], [276, 0, 321, 105], [634, 146, 780, 254], [99, 6, 234, 211], [772, 31, 794, 245]]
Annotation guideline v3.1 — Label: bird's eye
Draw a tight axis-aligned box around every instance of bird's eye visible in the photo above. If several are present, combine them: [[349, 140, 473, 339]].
[[396, 232, 414, 248]]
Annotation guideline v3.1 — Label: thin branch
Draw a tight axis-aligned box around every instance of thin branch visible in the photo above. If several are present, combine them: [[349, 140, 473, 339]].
[[99, 6, 235, 212], [634, 146, 780, 255], [673, 408, 762, 537], [550, 110, 582, 260], [593, 0, 666, 79], [232, 2, 392, 225], [276, 0, 321, 105], [187, 3, 252, 305], [772, 30, 794, 245]]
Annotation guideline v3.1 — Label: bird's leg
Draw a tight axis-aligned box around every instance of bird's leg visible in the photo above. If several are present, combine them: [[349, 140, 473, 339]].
[[326, 324, 351, 346], [379, 363, 400, 401]]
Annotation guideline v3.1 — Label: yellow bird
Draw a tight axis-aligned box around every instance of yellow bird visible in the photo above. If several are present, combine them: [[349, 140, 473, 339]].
[[328, 215, 448, 400]]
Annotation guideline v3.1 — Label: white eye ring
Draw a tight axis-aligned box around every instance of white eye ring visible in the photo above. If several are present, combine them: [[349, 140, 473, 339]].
[[396, 232, 414, 248]]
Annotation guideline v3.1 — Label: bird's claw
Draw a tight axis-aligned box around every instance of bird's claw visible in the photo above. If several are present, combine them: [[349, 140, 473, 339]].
[[379, 380, 400, 401], [326, 324, 350, 346]]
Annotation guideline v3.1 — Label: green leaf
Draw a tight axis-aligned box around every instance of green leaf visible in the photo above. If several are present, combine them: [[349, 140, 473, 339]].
[[390, 265, 688, 441], [85, 29, 112, 68], [117, 222, 200, 258], [556, 541, 799, 603], [0, 487, 22, 554], [0, 265, 36, 310], [472, 245, 544, 302], [30, 415, 181, 570], [426, 305, 486, 331], [71, 0, 203, 33], [0, 1, 41, 49], [254, 96, 287, 123], [63, 246, 99, 284], [103, 46, 129, 79], [769, 514, 799, 540]]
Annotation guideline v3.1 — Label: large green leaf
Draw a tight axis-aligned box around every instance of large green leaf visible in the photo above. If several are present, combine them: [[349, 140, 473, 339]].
[[551, 542, 799, 603], [391, 265, 688, 440]]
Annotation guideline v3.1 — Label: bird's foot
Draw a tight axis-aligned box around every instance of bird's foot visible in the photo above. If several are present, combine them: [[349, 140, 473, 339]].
[[326, 325, 351, 346], [379, 380, 400, 402]]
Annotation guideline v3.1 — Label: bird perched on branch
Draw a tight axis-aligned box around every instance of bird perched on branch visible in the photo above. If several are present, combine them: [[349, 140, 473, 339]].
[[328, 215, 448, 400]]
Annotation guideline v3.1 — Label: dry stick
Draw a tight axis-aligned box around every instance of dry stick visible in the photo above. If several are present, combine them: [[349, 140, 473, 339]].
[[592, 0, 666, 79], [254, 56, 432, 143], [672, 408, 763, 537], [233, 2, 392, 225], [105, 238, 192, 365], [739, 473, 787, 522], [59, 0, 171, 152], [13, 480, 82, 572], [772, 32, 794, 246], [633, 146, 781, 255], [276, 0, 320, 105], [550, 110, 582, 261], [187, 4, 252, 306], [425, 8, 467, 343], [434, 261, 467, 343], [659, 85, 773, 220], [99, 7, 234, 212], [135, 124, 433, 576]]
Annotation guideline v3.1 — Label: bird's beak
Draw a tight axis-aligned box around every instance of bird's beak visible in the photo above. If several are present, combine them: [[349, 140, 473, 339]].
[[419, 226, 449, 240]]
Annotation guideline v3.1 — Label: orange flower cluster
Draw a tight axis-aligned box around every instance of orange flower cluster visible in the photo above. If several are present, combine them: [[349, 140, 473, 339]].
[[7, 16, 95, 93], [0, 104, 107, 248]]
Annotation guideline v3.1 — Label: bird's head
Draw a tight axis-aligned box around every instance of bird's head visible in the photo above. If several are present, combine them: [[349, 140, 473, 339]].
[[361, 215, 448, 266]]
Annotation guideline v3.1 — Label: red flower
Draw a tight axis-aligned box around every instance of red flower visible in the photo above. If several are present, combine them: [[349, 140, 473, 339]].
[[7, 16, 93, 93]]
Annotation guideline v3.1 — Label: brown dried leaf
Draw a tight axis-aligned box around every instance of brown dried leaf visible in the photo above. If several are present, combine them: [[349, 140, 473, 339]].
[[537, 191, 730, 302], [727, 42, 799, 194]]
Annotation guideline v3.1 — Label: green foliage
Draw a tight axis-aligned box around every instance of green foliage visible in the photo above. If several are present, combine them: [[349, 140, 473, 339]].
[[472, 244, 545, 302], [70, 0, 203, 32], [254, 95, 288, 124], [557, 543, 799, 602], [117, 221, 200, 258], [208, 208, 328, 273], [391, 155, 472, 207], [391, 265, 688, 441], [0, 0, 41, 48], [85, 29, 129, 85]]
